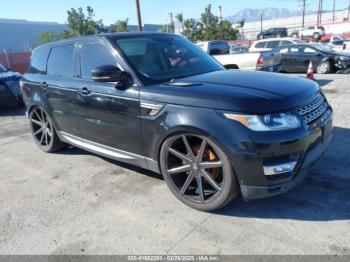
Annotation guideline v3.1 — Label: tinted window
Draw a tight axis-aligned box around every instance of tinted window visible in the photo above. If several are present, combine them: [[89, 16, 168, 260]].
[[112, 35, 223, 85], [280, 48, 288, 54], [47, 44, 75, 77], [28, 46, 50, 74], [266, 41, 280, 48], [281, 40, 293, 46], [290, 47, 299, 53], [332, 40, 344, 46], [209, 42, 229, 55], [80, 42, 117, 79], [255, 41, 267, 48], [302, 47, 316, 54]]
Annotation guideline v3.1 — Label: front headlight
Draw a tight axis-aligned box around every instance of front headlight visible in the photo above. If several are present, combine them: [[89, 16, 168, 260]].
[[223, 112, 301, 131]]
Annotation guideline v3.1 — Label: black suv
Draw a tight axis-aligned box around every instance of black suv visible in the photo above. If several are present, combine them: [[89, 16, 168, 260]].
[[257, 28, 288, 40], [22, 33, 333, 211]]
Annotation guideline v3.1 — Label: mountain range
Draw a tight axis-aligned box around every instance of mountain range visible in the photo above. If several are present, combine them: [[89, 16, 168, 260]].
[[226, 8, 315, 23]]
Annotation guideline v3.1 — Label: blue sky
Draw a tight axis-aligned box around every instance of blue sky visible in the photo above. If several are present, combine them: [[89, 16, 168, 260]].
[[1, 0, 348, 25]]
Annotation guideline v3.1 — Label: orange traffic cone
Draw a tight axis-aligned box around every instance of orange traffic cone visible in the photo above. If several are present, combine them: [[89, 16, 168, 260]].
[[306, 60, 315, 80]]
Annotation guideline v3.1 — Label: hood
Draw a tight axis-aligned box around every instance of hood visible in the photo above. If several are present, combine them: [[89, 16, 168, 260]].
[[141, 70, 320, 114]]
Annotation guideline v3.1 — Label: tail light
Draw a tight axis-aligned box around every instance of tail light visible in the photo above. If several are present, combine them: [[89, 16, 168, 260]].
[[256, 55, 264, 69]]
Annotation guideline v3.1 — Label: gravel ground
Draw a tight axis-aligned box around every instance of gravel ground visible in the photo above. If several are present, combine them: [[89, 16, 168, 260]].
[[0, 74, 349, 255]]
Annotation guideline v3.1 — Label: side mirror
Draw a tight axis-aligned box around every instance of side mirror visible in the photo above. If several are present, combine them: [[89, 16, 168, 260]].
[[92, 65, 132, 89]]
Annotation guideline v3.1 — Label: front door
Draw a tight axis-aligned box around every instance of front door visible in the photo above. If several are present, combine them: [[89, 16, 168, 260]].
[[74, 40, 144, 161]]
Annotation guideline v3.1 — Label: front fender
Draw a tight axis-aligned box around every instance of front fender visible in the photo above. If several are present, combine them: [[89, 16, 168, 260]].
[[141, 104, 250, 174]]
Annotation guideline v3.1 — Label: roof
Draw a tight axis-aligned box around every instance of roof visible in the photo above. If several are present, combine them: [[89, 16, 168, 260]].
[[33, 32, 177, 51]]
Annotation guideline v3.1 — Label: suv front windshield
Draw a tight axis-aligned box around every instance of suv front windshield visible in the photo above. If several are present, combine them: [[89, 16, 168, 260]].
[[110, 34, 223, 85]]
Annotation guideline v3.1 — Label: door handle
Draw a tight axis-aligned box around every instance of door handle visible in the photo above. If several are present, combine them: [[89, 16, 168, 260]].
[[40, 82, 48, 89], [78, 87, 91, 96]]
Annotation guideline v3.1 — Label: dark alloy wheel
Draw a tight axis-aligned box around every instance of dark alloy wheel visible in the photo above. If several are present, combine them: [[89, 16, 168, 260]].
[[160, 134, 239, 211], [29, 107, 63, 152]]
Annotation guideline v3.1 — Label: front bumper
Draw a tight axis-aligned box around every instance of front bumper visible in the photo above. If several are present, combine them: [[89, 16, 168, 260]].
[[230, 109, 333, 201], [241, 134, 332, 200]]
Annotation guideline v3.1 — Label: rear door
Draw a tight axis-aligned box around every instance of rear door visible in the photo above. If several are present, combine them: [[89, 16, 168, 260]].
[[284, 46, 303, 72], [43, 43, 81, 136], [75, 39, 144, 157]]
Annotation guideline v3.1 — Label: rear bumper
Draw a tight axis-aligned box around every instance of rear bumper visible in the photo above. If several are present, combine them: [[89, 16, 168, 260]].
[[240, 134, 332, 200]]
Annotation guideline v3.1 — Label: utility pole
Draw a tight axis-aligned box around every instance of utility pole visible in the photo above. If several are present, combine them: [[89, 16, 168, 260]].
[[135, 0, 143, 32], [167, 12, 174, 33], [348, 0, 350, 20], [317, 0, 321, 25], [218, 6, 223, 22], [333, 0, 336, 22], [320, 0, 323, 24], [301, 0, 306, 27], [260, 11, 263, 33]]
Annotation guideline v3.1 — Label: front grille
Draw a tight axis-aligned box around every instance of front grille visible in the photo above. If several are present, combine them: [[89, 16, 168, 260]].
[[297, 93, 328, 124]]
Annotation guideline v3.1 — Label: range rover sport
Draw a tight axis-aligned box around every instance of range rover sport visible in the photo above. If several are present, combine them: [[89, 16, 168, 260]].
[[21, 33, 333, 211]]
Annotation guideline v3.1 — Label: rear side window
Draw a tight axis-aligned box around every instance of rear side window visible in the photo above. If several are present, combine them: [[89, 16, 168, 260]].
[[47, 44, 75, 77], [281, 40, 293, 46], [209, 42, 229, 55], [28, 46, 50, 74], [80, 42, 117, 79], [266, 41, 280, 48], [255, 41, 267, 48]]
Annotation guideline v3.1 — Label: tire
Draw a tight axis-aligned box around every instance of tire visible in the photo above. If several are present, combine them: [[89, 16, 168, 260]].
[[160, 133, 239, 211], [316, 61, 331, 74], [29, 107, 64, 153]]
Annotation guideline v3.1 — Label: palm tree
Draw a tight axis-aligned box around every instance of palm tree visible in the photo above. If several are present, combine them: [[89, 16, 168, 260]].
[[110, 18, 129, 32]]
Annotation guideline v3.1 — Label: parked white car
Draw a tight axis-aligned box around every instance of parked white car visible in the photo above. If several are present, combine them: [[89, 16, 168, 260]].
[[249, 38, 303, 52], [197, 40, 281, 72], [328, 35, 350, 53], [299, 26, 326, 39]]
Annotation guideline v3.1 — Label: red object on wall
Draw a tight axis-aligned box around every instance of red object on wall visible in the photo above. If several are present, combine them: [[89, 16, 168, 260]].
[[0, 51, 31, 73]]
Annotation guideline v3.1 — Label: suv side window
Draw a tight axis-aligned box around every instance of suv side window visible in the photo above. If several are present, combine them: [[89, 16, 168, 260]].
[[209, 42, 229, 55], [28, 46, 50, 74], [47, 44, 75, 77], [255, 41, 267, 48], [80, 41, 117, 79], [266, 40, 280, 48]]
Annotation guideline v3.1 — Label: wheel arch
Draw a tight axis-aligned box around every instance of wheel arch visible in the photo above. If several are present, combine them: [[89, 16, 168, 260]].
[[154, 124, 240, 182]]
